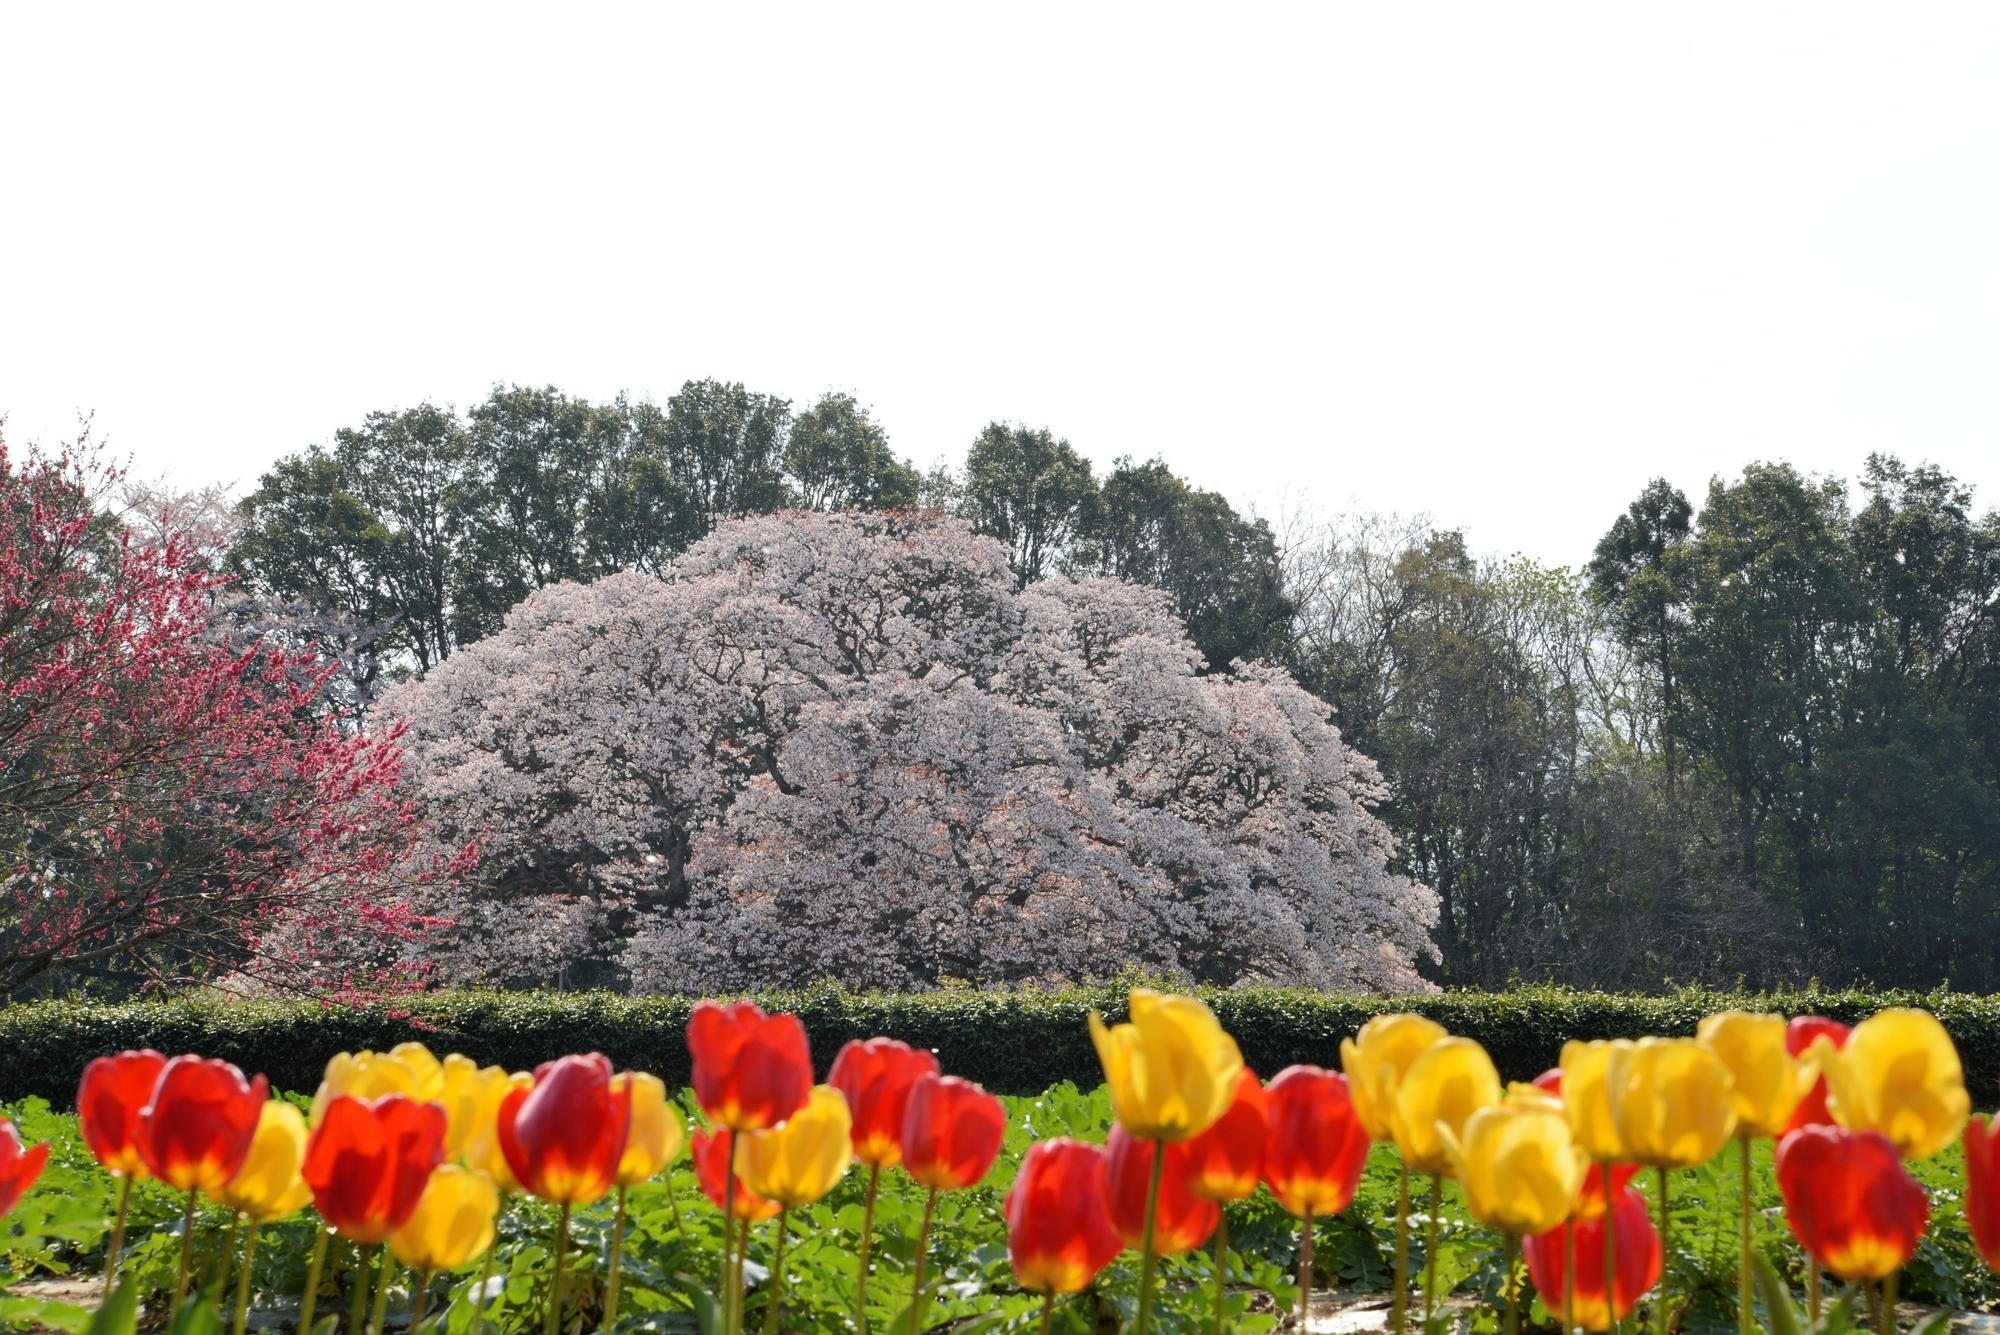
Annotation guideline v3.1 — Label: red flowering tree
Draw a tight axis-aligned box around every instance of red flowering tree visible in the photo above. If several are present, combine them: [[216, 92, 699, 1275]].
[[0, 432, 425, 997]]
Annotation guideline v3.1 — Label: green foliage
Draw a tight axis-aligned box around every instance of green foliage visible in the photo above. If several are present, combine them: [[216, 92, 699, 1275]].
[[5, 984, 2000, 1107]]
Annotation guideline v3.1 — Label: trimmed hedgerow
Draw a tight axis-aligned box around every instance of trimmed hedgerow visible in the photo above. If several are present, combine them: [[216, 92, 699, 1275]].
[[0, 983, 1994, 1105]]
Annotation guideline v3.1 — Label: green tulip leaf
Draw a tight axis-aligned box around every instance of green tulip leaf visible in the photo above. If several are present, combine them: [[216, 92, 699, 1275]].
[[79, 1279, 138, 1335]]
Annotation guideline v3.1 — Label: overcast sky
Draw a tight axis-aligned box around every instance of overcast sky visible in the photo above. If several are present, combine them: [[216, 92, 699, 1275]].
[[4, 6, 1998, 565]]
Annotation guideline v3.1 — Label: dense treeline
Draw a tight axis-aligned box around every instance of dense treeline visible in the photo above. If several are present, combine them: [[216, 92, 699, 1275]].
[[230, 382, 2000, 993]]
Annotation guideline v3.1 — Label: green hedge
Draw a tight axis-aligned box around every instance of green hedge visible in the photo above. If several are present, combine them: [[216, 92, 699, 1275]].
[[1, 983, 1994, 1106]]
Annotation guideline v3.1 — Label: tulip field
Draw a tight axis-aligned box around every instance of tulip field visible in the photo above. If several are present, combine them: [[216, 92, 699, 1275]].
[[0, 992, 1991, 1335]]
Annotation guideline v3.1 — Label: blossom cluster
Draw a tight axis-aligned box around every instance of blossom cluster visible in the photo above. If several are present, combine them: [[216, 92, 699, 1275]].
[[388, 509, 1438, 993]]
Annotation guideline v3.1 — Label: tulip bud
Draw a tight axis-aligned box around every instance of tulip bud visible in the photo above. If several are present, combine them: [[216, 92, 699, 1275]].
[[1439, 1101, 1586, 1236], [1560, 1039, 1636, 1163], [463, 1070, 533, 1193], [1820, 1007, 1968, 1161], [1089, 989, 1244, 1143], [1776, 1124, 1928, 1281], [901, 1074, 1007, 1191], [498, 1053, 633, 1205], [1340, 1014, 1448, 1143], [687, 1000, 813, 1133], [1963, 1115, 2000, 1272], [613, 1071, 685, 1187], [78, 1050, 166, 1181], [215, 1102, 313, 1222], [303, 1094, 448, 1244], [311, 1049, 428, 1127], [1006, 1139, 1124, 1295], [389, 1164, 499, 1273], [1782, 1016, 1849, 1134], [1390, 1037, 1501, 1177], [0, 1118, 49, 1218], [1181, 1067, 1269, 1203], [691, 1128, 780, 1222], [827, 1038, 940, 1169], [138, 1056, 270, 1193], [1104, 1125, 1218, 1254], [1697, 1011, 1798, 1138], [1616, 1038, 1737, 1170], [742, 1085, 853, 1208], [1261, 1065, 1370, 1218], [1523, 1186, 1661, 1332]]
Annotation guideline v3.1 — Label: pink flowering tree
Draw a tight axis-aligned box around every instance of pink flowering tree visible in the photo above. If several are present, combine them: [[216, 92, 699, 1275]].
[[390, 510, 1439, 992], [0, 432, 427, 997]]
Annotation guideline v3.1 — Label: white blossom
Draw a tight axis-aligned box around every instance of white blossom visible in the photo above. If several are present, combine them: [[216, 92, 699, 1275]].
[[386, 510, 1439, 993]]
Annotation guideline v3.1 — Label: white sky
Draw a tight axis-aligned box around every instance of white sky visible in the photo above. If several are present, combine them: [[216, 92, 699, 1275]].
[[4, 5, 1999, 566]]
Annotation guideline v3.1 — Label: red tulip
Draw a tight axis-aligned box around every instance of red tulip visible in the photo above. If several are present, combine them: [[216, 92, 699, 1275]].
[[901, 1074, 1006, 1191], [1260, 1065, 1370, 1218], [1532, 1068, 1564, 1096], [1776, 1124, 1928, 1281], [1964, 1116, 2000, 1270], [136, 1055, 268, 1193], [0, 1118, 49, 1216], [828, 1037, 941, 1169], [1006, 1138, 1125, 1294], [1104, 1125, 1218, 1254], [302, 1094, 448, 1243], [690, 1127, 779, 1222], [497, 1053, 632, 1205], [1575, 1161, 1642, 1220], [687, 1001, 813, 1132], [1182, 1067, 1268, 1204], [1524, 1186, 1661, 1333], [1783, 1016, 1852, 1134], [77, 1050, 166, 1179]]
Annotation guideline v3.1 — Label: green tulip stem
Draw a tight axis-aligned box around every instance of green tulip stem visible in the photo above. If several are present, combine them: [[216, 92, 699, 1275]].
[[1807, 1262, 1821, 1324], [216, 1212, 242, 1301], [1135, 1143, 1167, 1335], [546, 1203, 571, 1335], [1504, 1233, 1520, 1335], [763, 1210, 789, 1335], [1602, 1164, 1617, 1335], [1297, 1206, 1315, 1335], [908, 1186, 940, 1335], [1423, 1174, 1442, 1335], [297, 1226, 329, 1335], [1038, 1293, 1055, 1335], [606, 1184, 630, 1331], [1867, 1280, 1884, 1335], [1738, 1135, 1753, 1335], [665, 1173, 689, 1243], [1392, 1159, 1411, 1335], [349, 1240, 372, 1335], [855, 1166, 880, 1335], [369, 1247, 396, 1335], [1211, 1210, 1230, 1335], [1880, 1271, 1898, 1335], [722, 1131, 741, 1335], [411, 1270, 432, 1335], [1654, 1168, 1669, 1335], [232, 1223, 259, 1335], [472, 1237, 500, 1335], [1562, 1220, 1575, 1335], [173, 1188, 199, 1310], [104, 1174, 134, 1297]]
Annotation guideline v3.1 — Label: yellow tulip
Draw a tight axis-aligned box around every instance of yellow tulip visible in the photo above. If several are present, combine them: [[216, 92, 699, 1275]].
[[1821, 1007, 1969, 1161], [1340, 1013, 1448, 1142], [1390, 1036, 1501, 1176], [741, 1085, 853, 1208], [389, 1043, 446, 1099], [388, 1165, 499, 1273], [464, 1070, 535, 1193], [1088, 989, 1244, 1142], [1438, 1100, 1587, 1236], [310, 1049, 425, 1126], [213, 1102, 313, 1221], [1616, 1038, 1737, 1169], [1559, 1039, 1636, 1162], [1503, 1082, 1562, 1113], [438, 1057, 514, 1163], [613, 1071, 685, 1187], [1696, 1011, 1798, 1138]]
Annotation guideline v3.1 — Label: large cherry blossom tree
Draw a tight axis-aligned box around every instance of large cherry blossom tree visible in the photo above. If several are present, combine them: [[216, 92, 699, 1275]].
[[388, 510, 1439, 992]]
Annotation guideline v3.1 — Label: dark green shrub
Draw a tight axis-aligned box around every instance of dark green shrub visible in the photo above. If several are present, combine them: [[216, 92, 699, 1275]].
[[0, 982, 1993, 1105]]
